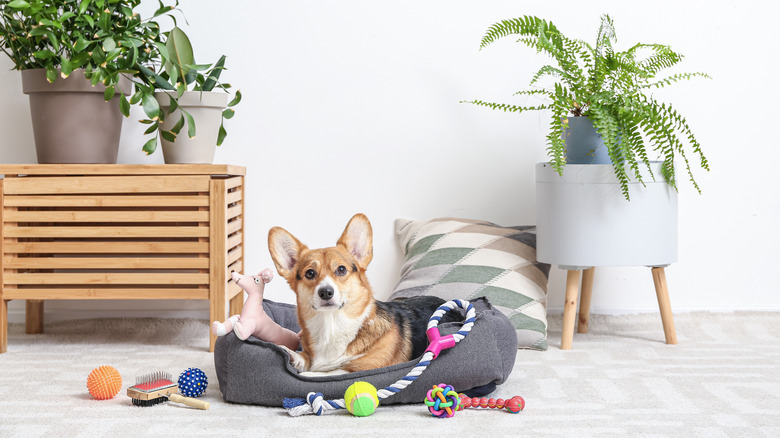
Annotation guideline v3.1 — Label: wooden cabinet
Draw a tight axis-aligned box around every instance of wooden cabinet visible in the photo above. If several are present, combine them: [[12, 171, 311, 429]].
[[0, 165, 246, 353]]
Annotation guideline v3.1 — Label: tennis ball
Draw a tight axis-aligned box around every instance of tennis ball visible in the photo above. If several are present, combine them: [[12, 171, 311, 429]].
[[86, 365, 122, 400], [344, 381, 379, 417]]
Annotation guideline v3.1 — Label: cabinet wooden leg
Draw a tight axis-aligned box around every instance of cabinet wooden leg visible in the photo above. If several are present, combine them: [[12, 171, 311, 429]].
[[561, 270, 581, 350], [209, 178, 228, 353], [578, 267, 595, 334], [229, 291, 244, 316], [1, 299, 7, 354], [209, 294, 225, 353], [25, 300, 44, 334], [652, 267, 677, 345]]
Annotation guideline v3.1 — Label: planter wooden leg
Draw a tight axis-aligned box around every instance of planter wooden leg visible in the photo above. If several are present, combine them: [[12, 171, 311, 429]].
[[578, 267, 595, 334], [25, 300, 44, 334], [652, 267, 677, 345], [561, 270, 581, 350]]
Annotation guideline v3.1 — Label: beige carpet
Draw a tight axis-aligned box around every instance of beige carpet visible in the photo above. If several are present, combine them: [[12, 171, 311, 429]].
[[1, 312, 779, 437]]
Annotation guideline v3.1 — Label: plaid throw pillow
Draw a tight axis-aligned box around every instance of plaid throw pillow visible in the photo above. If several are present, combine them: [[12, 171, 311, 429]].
[[390, 218, 551, 350]]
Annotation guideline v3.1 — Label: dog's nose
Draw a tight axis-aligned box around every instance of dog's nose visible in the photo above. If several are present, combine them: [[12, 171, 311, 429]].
[[318, 285, 335, 301]]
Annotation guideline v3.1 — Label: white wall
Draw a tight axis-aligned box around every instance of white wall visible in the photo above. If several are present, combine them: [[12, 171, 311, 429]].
[[2, 0, 778, 323]]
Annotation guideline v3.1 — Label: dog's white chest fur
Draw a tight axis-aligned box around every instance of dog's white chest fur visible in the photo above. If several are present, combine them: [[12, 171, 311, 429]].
[[305, 306, 370, 372]]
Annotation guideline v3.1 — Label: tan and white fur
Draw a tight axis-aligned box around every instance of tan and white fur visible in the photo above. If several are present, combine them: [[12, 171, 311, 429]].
[[268, 213, 451, 374]]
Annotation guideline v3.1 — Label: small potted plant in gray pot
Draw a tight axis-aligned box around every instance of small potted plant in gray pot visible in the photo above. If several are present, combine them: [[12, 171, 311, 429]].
[[131, 26, 240, 164], [0, 0, 180, 163], [464, 14, 710, 200]]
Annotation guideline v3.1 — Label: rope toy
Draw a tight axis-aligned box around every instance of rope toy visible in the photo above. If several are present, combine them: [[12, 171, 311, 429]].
[[424, 384, 460, 418], [458, 394, 525, 414], [283, 299, 476, 416], [424, 385, 526, 418]]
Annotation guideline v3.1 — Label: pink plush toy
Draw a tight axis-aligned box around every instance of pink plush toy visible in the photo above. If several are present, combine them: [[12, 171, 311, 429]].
[[211, 269, 300, 350]]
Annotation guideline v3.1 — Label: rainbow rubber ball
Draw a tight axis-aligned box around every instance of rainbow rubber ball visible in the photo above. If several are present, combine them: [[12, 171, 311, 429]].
[[424, 384, 460, 418], [344, 381, 379, 417], [86, 365, 122, 400], [178, 367, 208, 397]]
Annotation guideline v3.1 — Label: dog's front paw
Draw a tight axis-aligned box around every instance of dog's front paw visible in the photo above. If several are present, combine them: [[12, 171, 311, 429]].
[[280, 346, 307, 372], [300, 369, 349, 377]]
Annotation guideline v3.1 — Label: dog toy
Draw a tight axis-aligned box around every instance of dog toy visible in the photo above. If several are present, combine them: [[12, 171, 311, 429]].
[[86, 365, 122, 400], [458, 394, 525, 414], [424, 384, 460, 418], [424, 384, 526, 417], [344, 381, 379, 417], [127, 371, 209, 410], [212, 269, 300, 350], [178, 367, 208, 397], [283, 299, 475, 416]]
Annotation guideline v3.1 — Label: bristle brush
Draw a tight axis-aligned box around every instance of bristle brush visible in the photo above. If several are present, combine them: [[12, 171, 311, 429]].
[[127, 371, 209, 410]]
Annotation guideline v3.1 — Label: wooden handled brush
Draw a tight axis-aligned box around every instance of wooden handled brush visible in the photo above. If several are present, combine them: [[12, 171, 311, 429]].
[[127, 371, 209, 410]]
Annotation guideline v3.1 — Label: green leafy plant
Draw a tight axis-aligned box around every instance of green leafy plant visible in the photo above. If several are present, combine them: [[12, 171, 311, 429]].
[[133, 26, 241, 155], [0, 1, 238, 155], [0, 0, 179, 124], [465, 14, 710, 199]]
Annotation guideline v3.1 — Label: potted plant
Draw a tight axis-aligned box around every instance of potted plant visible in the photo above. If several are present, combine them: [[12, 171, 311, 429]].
[[0, 0, 180, 163], [132, 26, 240, 164], [464, 14, 710, 200]]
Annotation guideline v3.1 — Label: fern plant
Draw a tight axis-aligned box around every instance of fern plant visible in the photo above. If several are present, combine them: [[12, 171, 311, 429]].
[[465, 14, 710, 200]]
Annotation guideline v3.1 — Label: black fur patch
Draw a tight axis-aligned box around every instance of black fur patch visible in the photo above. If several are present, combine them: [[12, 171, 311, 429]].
[[375, 296, 461, 359]]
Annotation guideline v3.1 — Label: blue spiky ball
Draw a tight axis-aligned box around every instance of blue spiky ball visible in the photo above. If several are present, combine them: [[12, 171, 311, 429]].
[[178, 367, 208, 397]]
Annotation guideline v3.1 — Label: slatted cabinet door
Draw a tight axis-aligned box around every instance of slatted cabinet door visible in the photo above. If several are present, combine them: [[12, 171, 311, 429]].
[[0, 165, 246, 353]]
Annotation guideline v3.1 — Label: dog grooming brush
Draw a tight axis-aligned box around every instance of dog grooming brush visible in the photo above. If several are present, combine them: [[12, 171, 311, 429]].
[[127, 371, 209, 410]]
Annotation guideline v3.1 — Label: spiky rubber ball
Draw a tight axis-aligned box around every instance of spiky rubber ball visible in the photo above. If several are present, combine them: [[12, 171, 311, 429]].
[[87, 365, 122, 400], [178, 367, 208, 397]]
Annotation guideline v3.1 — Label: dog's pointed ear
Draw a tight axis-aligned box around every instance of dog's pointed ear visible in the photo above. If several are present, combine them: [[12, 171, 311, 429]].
[[337, 213, 373, 269], [268, 226, 307, 280]]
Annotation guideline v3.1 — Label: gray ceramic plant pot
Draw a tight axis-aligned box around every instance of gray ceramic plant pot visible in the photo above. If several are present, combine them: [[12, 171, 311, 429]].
[[155, 91, 228, 164], [562, 116, 611, 165], [22, 69, 129, 164]]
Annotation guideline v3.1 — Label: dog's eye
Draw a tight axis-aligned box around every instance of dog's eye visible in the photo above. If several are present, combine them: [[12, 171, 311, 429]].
[[304, 269, 316, 279], [336, 265, 347, 276], [254, 277, 261, 284]]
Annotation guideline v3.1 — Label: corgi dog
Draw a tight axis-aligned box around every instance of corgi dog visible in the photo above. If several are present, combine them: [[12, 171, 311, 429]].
[[268, 213, 455, 374]]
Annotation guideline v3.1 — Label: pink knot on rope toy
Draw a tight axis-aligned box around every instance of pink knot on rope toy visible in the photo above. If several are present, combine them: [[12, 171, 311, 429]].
[[424, 327, 456, 359]]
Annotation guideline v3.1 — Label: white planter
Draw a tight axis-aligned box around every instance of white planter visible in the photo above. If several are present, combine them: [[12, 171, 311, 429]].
[[535, 162, 677, 268], [155, 91, 228, 164]]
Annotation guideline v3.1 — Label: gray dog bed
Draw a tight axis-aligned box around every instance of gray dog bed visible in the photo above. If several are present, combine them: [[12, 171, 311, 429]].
[[214, 297, 517, 407]]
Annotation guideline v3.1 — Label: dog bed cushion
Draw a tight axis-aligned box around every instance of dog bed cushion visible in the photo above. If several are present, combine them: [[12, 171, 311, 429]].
[[214, 297, 517, 407], [390, 218, 551, 350]]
